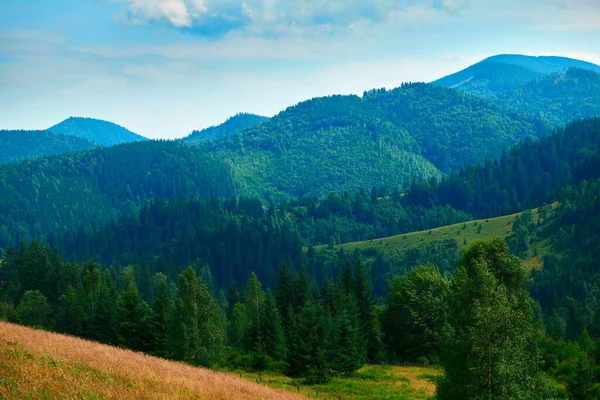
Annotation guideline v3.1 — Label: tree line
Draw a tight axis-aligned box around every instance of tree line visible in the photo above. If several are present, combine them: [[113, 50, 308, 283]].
[[2, 236, 597, 398]]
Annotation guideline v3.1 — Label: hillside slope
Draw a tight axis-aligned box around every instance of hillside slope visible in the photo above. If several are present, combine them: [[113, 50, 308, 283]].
[[49, 117, 146, 146], [492, 68, 600, 127], [182, 113, 269, 144], [317, 205, 554, 270], [207, 84, 545, 200], [0, 130, 100, 164], [0, 141, 235, 249], [0, 322, 303, 400]]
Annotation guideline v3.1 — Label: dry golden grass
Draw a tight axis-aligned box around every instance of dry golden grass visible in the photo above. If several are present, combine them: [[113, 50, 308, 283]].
[[0, 321, 305, 400]]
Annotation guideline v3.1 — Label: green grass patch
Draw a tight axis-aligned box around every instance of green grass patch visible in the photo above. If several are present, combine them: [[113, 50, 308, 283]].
[[315, 204, 557, 269]]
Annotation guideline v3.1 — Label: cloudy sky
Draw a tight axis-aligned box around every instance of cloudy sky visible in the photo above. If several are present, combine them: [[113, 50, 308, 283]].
[[1, 0, 599, 139]]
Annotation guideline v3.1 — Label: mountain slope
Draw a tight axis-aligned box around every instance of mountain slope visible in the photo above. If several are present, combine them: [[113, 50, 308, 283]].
[[182, 113, 269, 144], [0, 322, 302, 400], [0, 141, 235, 249], [206, 94, 443, 200], [205, 83, 546, 199], [492, 68, 600, 127], [0, 130, 100, 164], [363, 83, 546, 172], [433, 54, 600, 98], [49, 117, 146, 146]]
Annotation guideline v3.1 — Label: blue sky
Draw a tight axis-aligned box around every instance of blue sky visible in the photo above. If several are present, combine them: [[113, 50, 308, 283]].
[[1, 0, 599, 139]]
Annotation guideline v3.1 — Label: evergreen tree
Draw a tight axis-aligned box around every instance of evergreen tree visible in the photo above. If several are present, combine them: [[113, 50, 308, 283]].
[[56, 285, 84, 336], [169, 266, 226, 367], [262, 291, 286, 361], [150, 278, 173, 357], [332, 300, 365, 376], [286, 299, 332, 384], [245, 272, 265, 352], [114, 270, 152, 352]]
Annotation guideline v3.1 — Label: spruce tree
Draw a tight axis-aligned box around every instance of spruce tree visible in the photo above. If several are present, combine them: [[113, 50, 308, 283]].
[[115, 270, 152, 352], [262, 291, 286, 361], [332, 300, 365, 376], [286, 299, 332, 384], [150, 279, 173, 357]]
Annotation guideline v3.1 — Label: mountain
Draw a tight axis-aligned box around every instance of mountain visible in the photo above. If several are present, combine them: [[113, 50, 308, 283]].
[[492, 68, 600, 127], [182, 113, 269, 144], [0, 130, 100, 164], [205, 83, 546, 200], [48, 117, 147, 146], [433, 54, 600, 98], [0, 140, 234, 249]]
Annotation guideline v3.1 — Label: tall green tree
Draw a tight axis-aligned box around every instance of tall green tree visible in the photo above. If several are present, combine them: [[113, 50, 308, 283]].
[[262, 291, 286, 361], [286, 299, 333, 384], [150, 277, 173, 357], [436, 239, 556, 400], [169, 266, 226, 367], [114, 270, 152, 352], [382, 265, 449, 362]]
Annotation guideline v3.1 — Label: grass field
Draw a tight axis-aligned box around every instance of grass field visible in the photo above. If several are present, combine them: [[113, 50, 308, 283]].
[[227, 364, 440, 400], [0, 322, 304, 400], [316, 204, 557, 269]]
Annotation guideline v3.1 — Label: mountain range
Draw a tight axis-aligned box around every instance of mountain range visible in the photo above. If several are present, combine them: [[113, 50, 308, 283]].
[[0, 54, 599, 247]]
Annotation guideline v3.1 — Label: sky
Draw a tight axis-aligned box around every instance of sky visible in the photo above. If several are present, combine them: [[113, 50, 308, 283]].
[[0, 0, 599, 139]]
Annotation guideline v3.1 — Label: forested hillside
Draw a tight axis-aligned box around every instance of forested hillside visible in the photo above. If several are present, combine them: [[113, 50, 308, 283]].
[[50, 196, 303, 289], [182, 113, 269, 144], [0, 130, 100, 164], [49, 117, 147, 146], [0, 141, 234, 249], [402, 118, 600, 218], [361, 83, 546, 172], [491, 68, 600, 127], [206, 83, 546, 200], [434, 56, 600, 128]]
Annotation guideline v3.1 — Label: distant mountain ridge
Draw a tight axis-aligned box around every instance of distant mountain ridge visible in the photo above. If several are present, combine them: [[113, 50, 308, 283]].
[[0, 130, 100, 164], [49, 117, 146, 146], [433, 54, 600, 99], [433, 54, 600, 127], [182, 113, 269, 144]]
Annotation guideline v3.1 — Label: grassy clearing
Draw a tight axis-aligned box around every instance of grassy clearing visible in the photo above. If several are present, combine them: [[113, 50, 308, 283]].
[[227, 365, 440, 400], [0, 322, 303, 400], [316, 204, 557, 269]]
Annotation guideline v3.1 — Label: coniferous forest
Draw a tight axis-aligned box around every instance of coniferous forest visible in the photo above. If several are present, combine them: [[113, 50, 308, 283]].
[[1, 54, 600, 399]]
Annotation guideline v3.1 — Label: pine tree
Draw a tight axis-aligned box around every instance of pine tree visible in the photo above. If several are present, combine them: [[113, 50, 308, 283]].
[[115, 270, 152, 352], [262, 291, 286, 361], [245, 272, 265, 352], [56, 285, 84, 336], [332, 300, 365, 376], [286, 299, 332, 384], [150, 278, 173, 357]]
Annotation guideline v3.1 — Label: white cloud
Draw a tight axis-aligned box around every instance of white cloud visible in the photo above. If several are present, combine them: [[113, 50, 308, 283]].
[[113, 0, 469, 36]]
